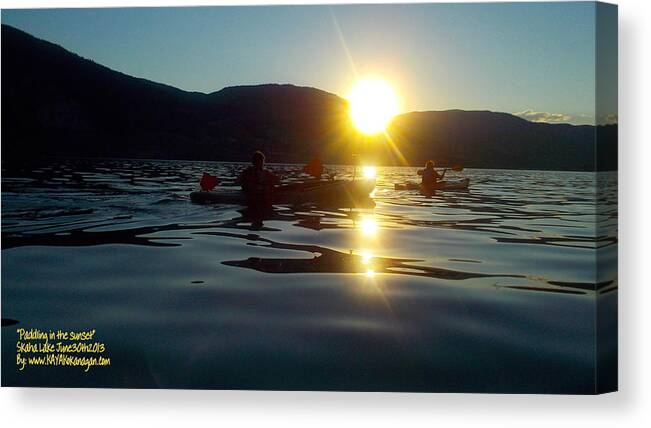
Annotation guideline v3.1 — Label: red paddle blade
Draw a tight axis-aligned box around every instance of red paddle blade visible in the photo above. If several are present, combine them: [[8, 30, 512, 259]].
[[303, 159, 324, 178], [200, 172, 219, 191]]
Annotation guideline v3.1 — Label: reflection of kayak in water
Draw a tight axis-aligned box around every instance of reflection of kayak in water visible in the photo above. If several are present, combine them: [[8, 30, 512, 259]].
[[190, 179, 376, 207], [394, 178, 470, 191]]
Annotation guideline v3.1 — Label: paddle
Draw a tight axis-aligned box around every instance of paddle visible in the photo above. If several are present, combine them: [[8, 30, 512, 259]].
[[199, 172, 219, 191], [440, 165, 463, 178]]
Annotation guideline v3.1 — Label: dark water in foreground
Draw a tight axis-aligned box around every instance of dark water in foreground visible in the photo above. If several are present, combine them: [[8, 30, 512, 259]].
[[1, 159, 617, 393]]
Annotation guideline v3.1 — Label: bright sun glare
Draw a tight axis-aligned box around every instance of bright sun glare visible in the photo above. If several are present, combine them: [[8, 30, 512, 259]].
[[362, 166, 376, 179], [348, 78, 400, 135], [360, 250, 373, 265], [360, 217, 378, 237]]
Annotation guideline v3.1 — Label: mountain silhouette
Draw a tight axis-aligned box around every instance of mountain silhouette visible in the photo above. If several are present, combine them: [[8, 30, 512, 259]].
[[1, 24, 616, 171]]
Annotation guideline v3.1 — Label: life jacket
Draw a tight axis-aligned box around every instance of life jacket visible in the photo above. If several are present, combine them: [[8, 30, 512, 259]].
[[241, 167, 278, 194], [420, 168, 439, 186]]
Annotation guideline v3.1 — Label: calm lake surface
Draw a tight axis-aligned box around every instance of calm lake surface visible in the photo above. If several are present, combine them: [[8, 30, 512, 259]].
[[1, 159, 617, 393]]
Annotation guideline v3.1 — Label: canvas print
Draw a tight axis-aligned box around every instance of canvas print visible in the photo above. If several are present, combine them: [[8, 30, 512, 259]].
[[1, 2, 617, 393]]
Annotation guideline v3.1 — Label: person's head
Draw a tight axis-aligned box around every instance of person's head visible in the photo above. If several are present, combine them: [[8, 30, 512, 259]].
[[425, 160, 435, 169], [252, 151, 265, 169]]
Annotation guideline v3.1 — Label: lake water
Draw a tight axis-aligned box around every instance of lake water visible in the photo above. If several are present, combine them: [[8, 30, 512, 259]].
[[1, 159, 617, 393]]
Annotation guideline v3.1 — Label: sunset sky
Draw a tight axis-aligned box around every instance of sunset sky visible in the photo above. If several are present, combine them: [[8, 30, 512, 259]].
[[1, 2, 617, 125]]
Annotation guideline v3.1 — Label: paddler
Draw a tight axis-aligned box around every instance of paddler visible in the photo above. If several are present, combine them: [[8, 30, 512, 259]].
[[418, 160, 445, 187], [239, 151, 281, 201]]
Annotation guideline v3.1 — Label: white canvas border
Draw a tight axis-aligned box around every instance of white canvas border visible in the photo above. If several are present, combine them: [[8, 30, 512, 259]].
[[1, 0, 649, 426]]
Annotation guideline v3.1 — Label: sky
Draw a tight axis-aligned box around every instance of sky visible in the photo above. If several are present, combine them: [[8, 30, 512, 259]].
[[1, 3, 617, 125]]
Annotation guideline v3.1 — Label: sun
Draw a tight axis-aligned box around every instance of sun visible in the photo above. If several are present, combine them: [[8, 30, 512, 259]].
[[348, 78, 400, 135], [362, 165, 376, 179]]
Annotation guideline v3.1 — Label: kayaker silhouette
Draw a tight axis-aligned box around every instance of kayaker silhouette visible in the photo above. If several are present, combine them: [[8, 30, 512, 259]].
[[239, 151, 281, 204], [418, 160, 445, 186]]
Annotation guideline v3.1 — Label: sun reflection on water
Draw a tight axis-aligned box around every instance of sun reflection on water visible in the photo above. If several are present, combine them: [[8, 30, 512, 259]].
[[359, 216, 378, 237]]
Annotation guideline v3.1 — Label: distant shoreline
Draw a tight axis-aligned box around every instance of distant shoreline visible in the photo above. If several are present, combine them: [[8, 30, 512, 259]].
[[1, 155, 618, 174]]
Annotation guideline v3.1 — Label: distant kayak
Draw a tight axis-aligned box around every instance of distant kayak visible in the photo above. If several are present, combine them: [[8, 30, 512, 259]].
[[190, 179, 376, 207], [394, 178, 470, 192]]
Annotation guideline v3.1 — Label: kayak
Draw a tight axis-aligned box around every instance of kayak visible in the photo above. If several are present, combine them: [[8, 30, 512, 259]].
[[394, 178, 470, 191], [190, 179, 376, 207]]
